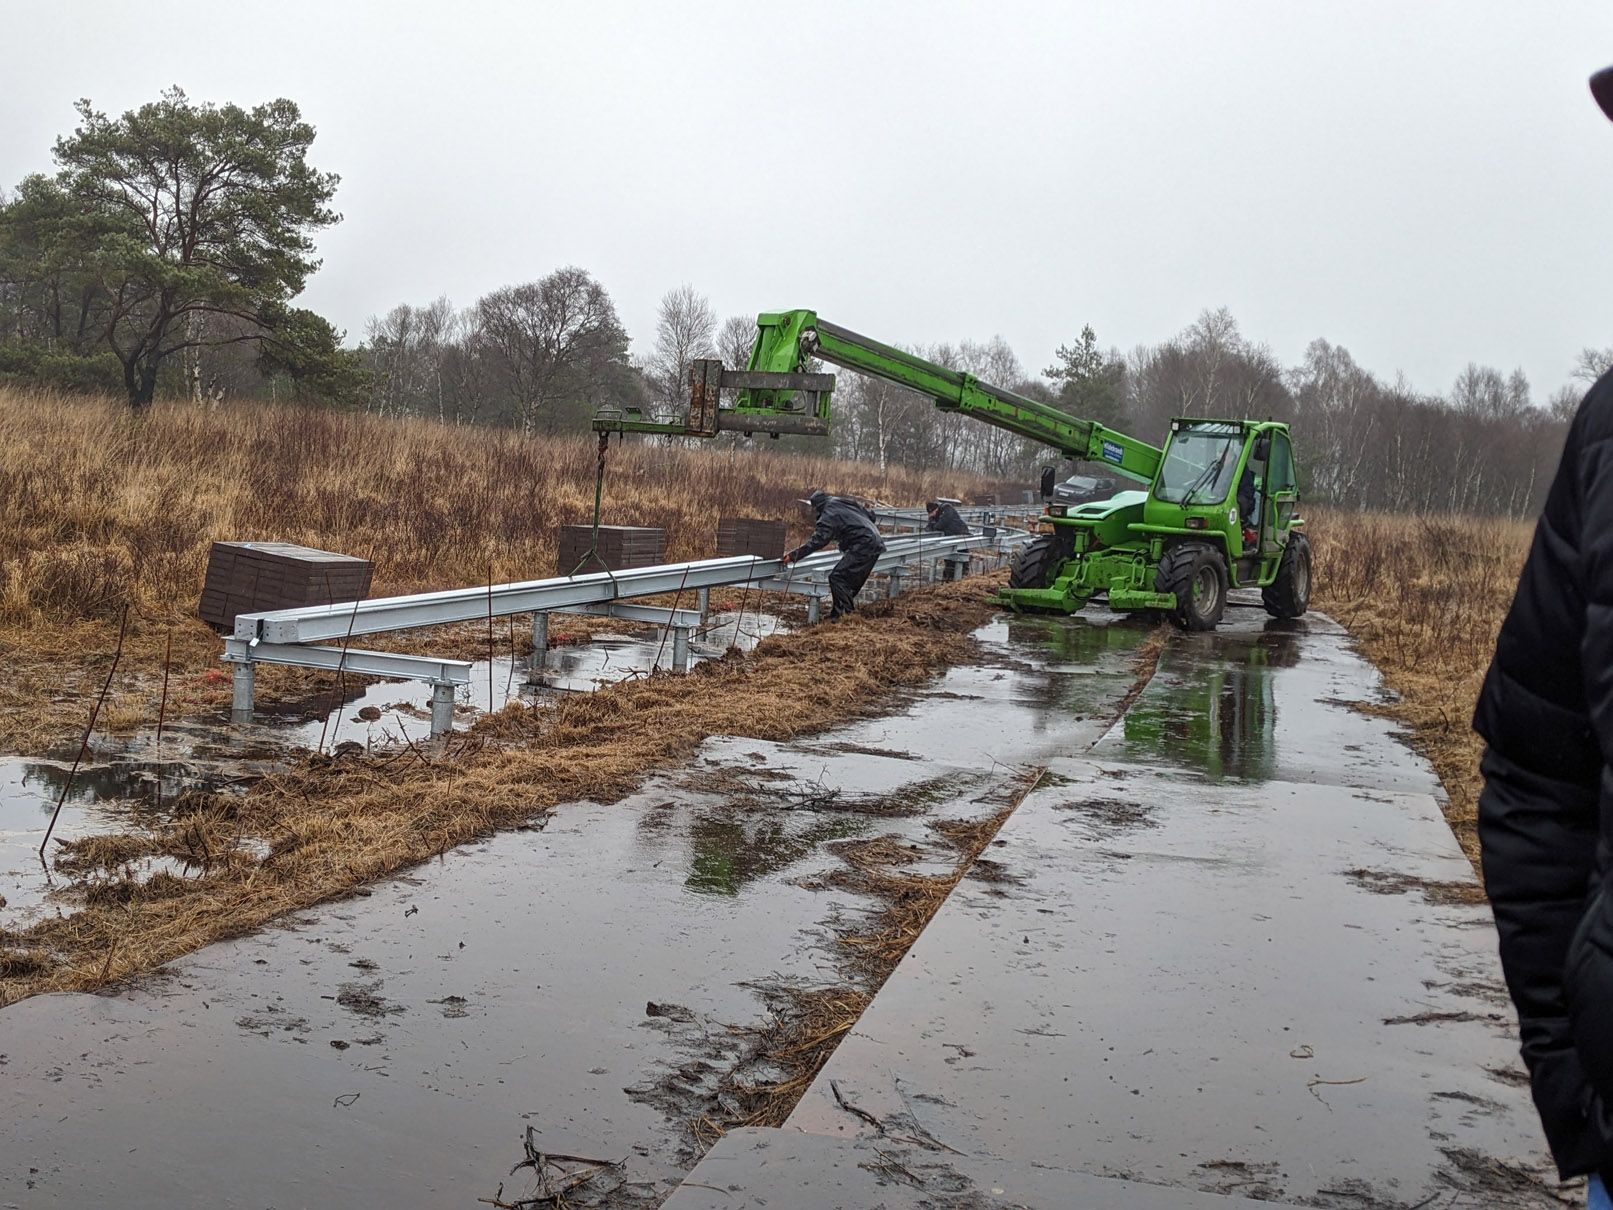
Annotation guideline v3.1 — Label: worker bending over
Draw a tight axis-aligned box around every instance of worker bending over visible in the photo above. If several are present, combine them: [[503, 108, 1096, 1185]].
[[925, 500, 970, 536], [783, 490, 887, 621]]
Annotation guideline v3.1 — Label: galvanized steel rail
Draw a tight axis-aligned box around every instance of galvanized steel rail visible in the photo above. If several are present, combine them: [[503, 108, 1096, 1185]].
[[223, 529, 1031, 738]]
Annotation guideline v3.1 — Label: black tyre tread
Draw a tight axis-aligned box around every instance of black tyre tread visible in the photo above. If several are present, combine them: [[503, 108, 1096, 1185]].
[[1262, 531, 1312, 618], [1009, 533, 1068, 591], [1155, 542, 1227, 631]]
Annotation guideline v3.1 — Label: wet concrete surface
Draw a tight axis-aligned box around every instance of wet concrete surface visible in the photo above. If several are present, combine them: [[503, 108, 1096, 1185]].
[[660, 1127, 1283, 1210], [776, 606, 1554, 1207], [0, 610, 1150, 1208], [0, 602, 1554, 1207]]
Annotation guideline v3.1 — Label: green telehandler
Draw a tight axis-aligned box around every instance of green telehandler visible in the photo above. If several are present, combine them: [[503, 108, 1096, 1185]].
[[593, 309, 1310, 632]]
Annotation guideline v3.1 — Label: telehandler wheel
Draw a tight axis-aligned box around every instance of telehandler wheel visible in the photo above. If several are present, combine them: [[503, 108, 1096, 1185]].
[[1009, 532, 1072, 591], [1155, 542, 1227, 631], [1262, 531, 1312, 619]]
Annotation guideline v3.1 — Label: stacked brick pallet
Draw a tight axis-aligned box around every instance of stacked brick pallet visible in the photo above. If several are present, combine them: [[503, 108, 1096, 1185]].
[[556, 525, 667, 574], [200, 541, 374, 630], [715, 517, 787, 560]]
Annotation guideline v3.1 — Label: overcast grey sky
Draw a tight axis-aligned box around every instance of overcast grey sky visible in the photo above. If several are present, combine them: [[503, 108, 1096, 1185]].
[[5, 1, 1613, 401]]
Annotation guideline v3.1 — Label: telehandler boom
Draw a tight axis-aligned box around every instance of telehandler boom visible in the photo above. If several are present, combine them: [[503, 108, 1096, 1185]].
[[593, 310, 1309, 631]]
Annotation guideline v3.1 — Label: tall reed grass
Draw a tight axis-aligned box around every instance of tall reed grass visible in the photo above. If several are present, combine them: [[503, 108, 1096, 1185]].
[[0, 389, 1009, 749], [0, 388, 1002, 626]]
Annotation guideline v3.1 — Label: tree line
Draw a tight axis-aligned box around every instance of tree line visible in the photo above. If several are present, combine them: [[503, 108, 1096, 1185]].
[[0, 88, 1605, 518]]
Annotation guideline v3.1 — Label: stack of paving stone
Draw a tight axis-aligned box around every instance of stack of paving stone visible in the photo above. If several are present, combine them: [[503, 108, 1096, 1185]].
[[200, 541, 374, 630], [715, 517, 787, 560], [556, 525, 667, 574]]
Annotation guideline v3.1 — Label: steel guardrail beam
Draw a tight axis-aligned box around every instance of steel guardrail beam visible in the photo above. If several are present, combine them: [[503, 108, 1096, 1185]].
[[565, 601, 704, 628], [222, 639, 474, 684], [229, 533, 1029, 646], [233, 556, 786, 645]]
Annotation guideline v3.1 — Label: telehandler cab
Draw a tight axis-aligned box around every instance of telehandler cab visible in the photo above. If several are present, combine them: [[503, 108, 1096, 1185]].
[[592, 309, 1309, 631]]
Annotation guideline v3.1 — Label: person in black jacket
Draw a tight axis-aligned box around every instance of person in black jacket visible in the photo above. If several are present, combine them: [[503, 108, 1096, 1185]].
[[925, 500, 971, 537], [784, 490, 887, 620], [1473, 69, 1613, 1203]]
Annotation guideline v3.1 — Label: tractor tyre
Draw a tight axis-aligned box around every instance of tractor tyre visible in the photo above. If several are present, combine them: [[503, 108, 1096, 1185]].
[[1009, 532, 1071, 592], [1155, 542, 1228, 632], [1262, 531, 1312, 619]]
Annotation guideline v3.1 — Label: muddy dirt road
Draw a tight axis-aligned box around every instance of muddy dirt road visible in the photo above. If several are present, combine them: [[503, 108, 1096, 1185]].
[[0, 605, 1556, 1208]]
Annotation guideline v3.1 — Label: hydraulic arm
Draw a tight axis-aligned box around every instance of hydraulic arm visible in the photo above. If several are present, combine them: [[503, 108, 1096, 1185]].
[[592, 308, 1162, 485], [745, 310, 1163, 484]]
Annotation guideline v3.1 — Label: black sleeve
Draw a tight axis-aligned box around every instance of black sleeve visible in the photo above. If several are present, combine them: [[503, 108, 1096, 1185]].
[[1479, 748, 1604, 1174], [788, 515, 835, 561], [1580, 432, 1613, 797], [1565, 435, 1613, 1145], [1476, 390, 1613, 1177]]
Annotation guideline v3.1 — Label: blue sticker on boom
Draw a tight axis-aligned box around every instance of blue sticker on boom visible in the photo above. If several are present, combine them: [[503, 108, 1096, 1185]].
[[1101, 440, 1124, 464]]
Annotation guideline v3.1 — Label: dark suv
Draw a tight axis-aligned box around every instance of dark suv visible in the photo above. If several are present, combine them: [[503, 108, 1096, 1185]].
[[1051, 474, 1119, 507]]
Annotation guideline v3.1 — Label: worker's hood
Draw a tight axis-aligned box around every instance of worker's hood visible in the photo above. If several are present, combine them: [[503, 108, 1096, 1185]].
[[1595, 66, 1613, 121]]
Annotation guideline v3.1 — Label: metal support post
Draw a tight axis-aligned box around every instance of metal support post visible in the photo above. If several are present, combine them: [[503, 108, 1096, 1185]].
[[807, 596, 821, 624], [231, 659, 255, 724], [672, 626, 692, 671], [696, 587, 710, 620], [530, 612, 549, 671], [429, 681, 456, 739], [887, 571, 904, 599]]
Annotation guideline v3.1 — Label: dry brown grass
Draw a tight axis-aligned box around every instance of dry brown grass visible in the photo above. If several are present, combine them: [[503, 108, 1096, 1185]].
[[0, 387, 1010, 754], [1308, 509, 1533, 867], [0, 578, 1007, 1005]]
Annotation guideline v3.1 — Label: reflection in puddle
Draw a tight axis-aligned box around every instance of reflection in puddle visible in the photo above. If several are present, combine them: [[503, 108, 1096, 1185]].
[[1116, 620, 1305, 779], [1, 612, 790, 922], [685, 812, 864, 895]]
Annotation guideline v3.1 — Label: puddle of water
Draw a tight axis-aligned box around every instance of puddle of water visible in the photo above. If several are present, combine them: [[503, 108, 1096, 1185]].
[[3, 605, 1474, 1207], [0, 722, 288, 918], [1090, 607, 1440, 794], [0, 612, 1157, 1208], [0, 613, 788, 922]]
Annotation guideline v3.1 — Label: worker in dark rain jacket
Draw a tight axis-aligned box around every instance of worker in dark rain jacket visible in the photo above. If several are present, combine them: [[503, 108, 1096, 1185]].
[[1473, 64, 1613, 1208], [925, 500, 970, 536], [783, 490, 886, 621]]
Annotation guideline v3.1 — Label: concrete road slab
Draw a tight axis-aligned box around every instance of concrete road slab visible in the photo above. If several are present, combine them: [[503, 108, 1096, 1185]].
[[778, 611, 1556, 1207], [662, 1127, 1293, 1210]]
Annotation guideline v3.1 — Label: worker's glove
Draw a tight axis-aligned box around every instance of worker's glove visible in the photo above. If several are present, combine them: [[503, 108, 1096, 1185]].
[[783, 548, 804, 565]]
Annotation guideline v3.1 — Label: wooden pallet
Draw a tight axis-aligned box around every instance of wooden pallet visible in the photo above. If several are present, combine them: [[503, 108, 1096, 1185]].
[[556, 525, 667, 574], [715, 517, 787, 560], [201, 541, 374, 630]]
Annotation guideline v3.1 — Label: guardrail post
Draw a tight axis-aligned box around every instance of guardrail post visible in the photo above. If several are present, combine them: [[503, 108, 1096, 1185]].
[[429, 681, 456, 739], [807, 595, 821, 624], [529, 612, 549, 674], [672, 626, 691, 671], [231, 659, 255, 724], [887, 570, 904, 599], [696, 587, 710, 620]]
